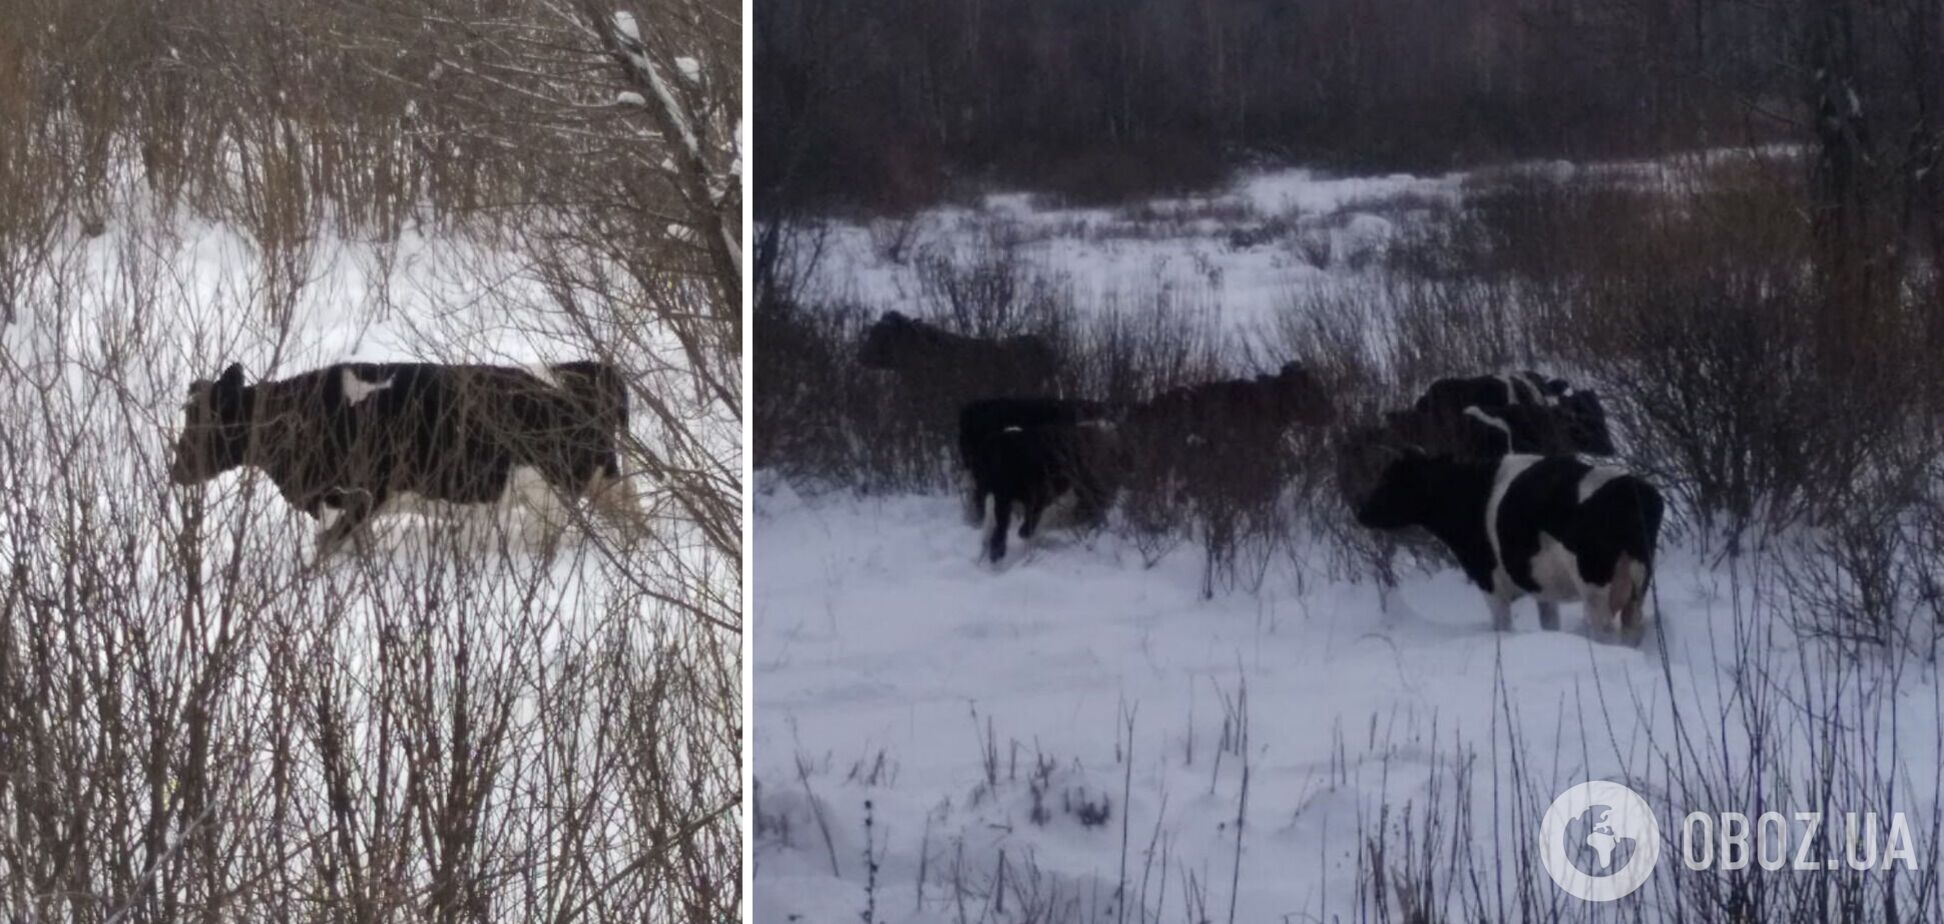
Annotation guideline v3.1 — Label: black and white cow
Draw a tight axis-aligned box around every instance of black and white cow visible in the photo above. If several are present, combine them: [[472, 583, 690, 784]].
[[1355, 451, 1663, 637], [959, 412, 1119, 563], [1385, 401, 1567, 459], [858, 311, 1058, 395], [1413, 370, 1565, 416], [958, 397, 1118, 525], [168, 361, 646, 556], [1401, 371, 1616, 458]]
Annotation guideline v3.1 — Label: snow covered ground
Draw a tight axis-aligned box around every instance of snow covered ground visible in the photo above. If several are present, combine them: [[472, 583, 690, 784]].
[[794, 166, 1466, 332], [753, 487, 1944, 922], [754, 157, 1941, 923]]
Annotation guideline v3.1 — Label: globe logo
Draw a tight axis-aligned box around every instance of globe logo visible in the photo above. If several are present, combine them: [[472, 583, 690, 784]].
[[1539, 781, 1661, 901]]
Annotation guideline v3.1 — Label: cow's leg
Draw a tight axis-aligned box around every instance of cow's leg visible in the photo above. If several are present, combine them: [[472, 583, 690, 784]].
[[988, 493, 1014, 563], [962, 471, 986, 527], [502, 466, 577, 550], [1537, 601, 1561, 631], [587, 467, 651, 538], [1583, 584, 1616, 634], [1071, 468, 1109, 527], [1018, 496, 1045, 540], [315, 488, 380, 560], [1486, 591, 1515, 631], [1614, 556, 1649, 637]]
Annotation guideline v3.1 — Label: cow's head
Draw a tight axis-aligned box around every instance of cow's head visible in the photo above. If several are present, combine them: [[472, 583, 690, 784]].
[[1273, 362, 1337, 427], [1518, 370, 1572, 403], [1354, 446, 1443, 530], [1559, 390, 1616, 455], [1336, 424, 1410, 514], [169, 363, 251, 485], [857, 311, 917, 370]]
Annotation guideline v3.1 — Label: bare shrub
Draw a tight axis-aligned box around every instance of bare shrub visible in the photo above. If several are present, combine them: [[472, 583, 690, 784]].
[[915, 232, 1071, 342], [1554, 176, 1926, 542]]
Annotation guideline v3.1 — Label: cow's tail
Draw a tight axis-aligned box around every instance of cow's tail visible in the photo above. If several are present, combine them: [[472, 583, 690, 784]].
[[1613, 478, 1666, 632]]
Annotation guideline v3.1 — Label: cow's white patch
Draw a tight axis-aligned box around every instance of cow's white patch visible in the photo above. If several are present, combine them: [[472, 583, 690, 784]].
[[1526, 532, 1586, 602], [1497, 374, 1522, 405], [1485, 454, 1540, 592], [1463, 405, 1511, 436], [525, 364, 563, 389], [1505, 371, 1560, 406], [1577, 466, 1625, 503], [341, 368, 394, 406], [1001, 425, 1022, 433]]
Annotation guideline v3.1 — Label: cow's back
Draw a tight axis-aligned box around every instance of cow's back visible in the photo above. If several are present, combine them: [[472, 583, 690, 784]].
[[333, 362, 622, 503]]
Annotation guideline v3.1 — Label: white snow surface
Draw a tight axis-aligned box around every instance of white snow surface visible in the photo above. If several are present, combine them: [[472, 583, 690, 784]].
[[794, 167, 1467, 331], [754, 487, 1943, 922]]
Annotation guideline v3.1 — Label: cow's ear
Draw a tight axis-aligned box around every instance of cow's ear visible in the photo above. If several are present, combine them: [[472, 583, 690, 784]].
[[212, 364, 246, 415], [183, 379, 213, 410]]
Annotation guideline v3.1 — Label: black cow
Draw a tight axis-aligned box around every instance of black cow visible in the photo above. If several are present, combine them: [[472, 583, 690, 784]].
[[1402, 371, 1615, 458], [169, 361, 646, 556], [958, 397, 1118, 524], [961, 416, 1119, 563], [1124, 361, 1335, 519], [858, 311, 1058, 395], [1355, 451, 1663, 638]]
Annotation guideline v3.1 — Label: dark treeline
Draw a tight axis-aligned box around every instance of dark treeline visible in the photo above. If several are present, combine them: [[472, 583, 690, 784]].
[[756, 0, 1939, 214]]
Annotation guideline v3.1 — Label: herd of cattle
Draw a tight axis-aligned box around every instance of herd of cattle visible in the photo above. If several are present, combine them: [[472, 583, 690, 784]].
[[857, 311, 1666, 639]]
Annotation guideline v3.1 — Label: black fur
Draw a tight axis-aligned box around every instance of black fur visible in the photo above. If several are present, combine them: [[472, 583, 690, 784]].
[[858, 311, 1057, 395]]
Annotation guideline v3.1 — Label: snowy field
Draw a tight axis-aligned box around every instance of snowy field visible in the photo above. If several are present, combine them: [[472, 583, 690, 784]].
[[753, 158, 1942, 922], [786, 148, 1796, 333], [794, 167, 1464, 330]]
